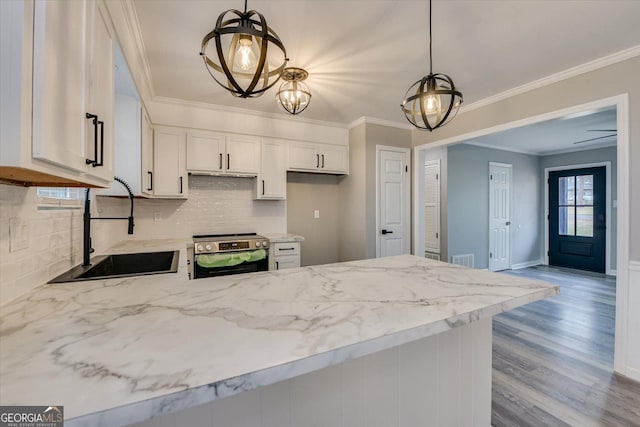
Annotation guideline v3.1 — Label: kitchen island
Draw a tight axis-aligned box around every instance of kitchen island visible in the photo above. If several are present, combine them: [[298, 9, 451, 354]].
[[0, 240, 558, 426]]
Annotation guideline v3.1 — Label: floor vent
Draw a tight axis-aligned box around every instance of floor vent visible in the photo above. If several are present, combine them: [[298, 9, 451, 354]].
[[425, 252, 440, 261], [451, 254, 474, 268]]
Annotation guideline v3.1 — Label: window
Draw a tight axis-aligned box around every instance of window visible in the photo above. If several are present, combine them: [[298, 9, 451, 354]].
[[558, 174, 593, 237], [37, 187, 85, 209]]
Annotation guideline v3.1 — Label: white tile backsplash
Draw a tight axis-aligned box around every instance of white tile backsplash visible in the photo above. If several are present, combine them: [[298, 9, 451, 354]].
[[0, 176, 286, 305]]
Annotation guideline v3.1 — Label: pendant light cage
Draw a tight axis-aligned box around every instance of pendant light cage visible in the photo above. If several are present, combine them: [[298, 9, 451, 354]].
[[200, 2, 288, 98], [401, 73, 463, 131], [400, 0, 463, 131], [276, 67, 312, 115]]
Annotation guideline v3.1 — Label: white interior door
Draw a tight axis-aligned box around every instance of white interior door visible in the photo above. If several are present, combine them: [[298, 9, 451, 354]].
[[424, 160, 440, 255], [377, 146, 410, 257], [489, 162, 512, 271]]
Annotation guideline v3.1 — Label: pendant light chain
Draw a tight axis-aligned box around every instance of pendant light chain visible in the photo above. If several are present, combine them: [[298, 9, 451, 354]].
[[429, 0, 433, 74]]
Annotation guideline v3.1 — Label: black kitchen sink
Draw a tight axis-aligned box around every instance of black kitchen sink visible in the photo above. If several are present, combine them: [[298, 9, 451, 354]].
[[48, 250, 180, 283]]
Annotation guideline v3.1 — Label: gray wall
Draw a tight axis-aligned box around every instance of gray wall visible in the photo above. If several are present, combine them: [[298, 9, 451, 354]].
[[540, 146, 618, 268], [287, 173, 341, 267], [447, 144, 541, 269]]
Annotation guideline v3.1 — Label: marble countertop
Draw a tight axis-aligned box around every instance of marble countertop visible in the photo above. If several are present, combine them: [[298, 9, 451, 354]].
[[0, 240, 558, 427], [261, 233, 305, 243]]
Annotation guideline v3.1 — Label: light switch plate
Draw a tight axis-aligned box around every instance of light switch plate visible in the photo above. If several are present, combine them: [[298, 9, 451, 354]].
[[9, 217, 29, 252], [314, 210, 320, 219]]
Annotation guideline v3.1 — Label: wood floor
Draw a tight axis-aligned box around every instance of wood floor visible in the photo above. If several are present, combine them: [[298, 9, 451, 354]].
[[492, 266, 640, 427]]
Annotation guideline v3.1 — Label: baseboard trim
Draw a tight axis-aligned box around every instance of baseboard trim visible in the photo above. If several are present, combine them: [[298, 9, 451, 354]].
[[622, 366, 640, 383], [511, 260, 543, 270], [607, 269, 617, 277]]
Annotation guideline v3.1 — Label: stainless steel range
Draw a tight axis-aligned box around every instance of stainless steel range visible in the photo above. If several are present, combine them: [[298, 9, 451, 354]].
[[187, 233, 270, 279]]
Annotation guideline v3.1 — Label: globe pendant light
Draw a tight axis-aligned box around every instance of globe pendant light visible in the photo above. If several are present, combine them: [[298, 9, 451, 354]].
[[276, 67, 312, 115], [200, 0, 288, 98], [401, 0, 463, 131]]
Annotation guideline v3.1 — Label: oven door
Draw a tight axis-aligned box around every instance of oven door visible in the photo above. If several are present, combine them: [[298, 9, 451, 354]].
[[193, 249, 268, 279]]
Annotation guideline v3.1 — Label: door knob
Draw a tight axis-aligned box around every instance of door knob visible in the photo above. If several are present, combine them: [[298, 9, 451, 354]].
[[381, 229, 393, 235], [505, 221, 511, 226]]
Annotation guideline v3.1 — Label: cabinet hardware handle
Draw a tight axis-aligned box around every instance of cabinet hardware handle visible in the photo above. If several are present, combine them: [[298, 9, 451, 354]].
[[179, 176, 183, 194], [276, 261, 279, 270], [262, 180, 265, 195], [93, 120, 104, 167], [227, 153, 230, 170], [321, 154, 325, 168], [147, 171, 153, 191], [85, 113, 98, 165], [381, 229, 393, 235], [316, 154, 320, 168], [279, 247, 295, 251], [219, 153, 223, 170]]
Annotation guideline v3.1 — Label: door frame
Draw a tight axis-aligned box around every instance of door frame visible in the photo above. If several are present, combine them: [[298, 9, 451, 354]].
[[544, 162, 613, 275], [424, 159, 441, 255], [376, 145, 411, 258], [488, 162, 512, 271], [412, 94, 630, 377]]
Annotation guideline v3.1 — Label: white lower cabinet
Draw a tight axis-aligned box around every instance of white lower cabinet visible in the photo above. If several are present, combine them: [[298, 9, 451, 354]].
[[270, 242, 301, 270], [288, 141, 348, 174], [255, 139, 286, 200], [153, 127, 187, 198]]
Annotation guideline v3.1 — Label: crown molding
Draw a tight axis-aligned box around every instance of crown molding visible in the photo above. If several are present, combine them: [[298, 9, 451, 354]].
[[348, 116, 413, 131], [537, 141, 617, 157], [460, 45, 640, 115], [152, 96, 349, 129]]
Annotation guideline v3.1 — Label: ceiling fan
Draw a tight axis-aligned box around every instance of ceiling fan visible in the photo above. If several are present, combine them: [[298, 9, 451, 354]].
[[572, 129, 617, 145]]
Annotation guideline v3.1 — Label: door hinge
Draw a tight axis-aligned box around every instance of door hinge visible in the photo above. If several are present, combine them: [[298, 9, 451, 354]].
[[436, 232, 439, 238], [490, 252, 493, 258], [490, 174, 493, 180], [547, 251, 549, 256], [436, 173, 439, 180], [405, 165, 408, 173], [547, 214, 549, 220]]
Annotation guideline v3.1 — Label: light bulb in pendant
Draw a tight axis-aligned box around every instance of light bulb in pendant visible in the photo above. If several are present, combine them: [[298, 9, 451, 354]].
[[233, 35, 257, 72], [423, 93, 441, 115]]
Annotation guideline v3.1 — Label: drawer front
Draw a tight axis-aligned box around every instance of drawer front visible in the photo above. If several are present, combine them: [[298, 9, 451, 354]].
[[273, 242, 300, 256]]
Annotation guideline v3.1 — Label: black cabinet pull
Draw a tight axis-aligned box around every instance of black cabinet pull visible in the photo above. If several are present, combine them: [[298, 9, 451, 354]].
[[93, 120, 104, 167], [276, 261, 279, 270], [227, 153, 230, 170], [147, 171, 153, 191], [219, 153, 223, 170], [316, 154, 319, 168], [179, 176, 183, 194], [321, 154, 325, 168], [381, 229, 393, 235], [85, 113, 98, 165], [262, 180, 265, 195], [279, 247, 295, 251]]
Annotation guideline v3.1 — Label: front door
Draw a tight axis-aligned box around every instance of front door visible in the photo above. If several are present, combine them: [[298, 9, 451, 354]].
[[548, 167, 606, 273], [377, 147, 410, 257]]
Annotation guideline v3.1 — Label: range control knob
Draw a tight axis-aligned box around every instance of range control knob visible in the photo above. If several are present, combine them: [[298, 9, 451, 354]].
[[255, 241, 261, 247], [205, 244, 212, 251], [262, 240, 268, 247], [197, 245, 204, 252]]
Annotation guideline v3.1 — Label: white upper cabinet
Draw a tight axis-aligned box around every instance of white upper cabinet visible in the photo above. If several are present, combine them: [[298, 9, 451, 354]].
[[141, 108, 154, 196], [0, 0, 115, 187], [255, 139, 286, 200], [186, 131, 259, 176], [153, 127, 187, 198], [288, 142, 349, 174]]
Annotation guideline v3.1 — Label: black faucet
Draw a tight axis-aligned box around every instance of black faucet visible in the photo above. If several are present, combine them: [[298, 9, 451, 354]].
[[83, 176, 135, 266]]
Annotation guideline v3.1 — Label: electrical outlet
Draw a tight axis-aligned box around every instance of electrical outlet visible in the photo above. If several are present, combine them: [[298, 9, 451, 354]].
[[314, 210, 320, 219], [153, 211, 161, 222]]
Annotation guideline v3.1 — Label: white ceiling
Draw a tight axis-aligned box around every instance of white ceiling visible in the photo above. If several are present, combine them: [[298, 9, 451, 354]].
[[132, 0, 640, 127], [461, 107, 617, 156]]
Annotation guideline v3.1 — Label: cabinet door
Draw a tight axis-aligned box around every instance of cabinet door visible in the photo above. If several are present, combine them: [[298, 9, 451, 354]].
[[275, 257, 301, 270], [153, 128, 187, 197], [320, 145, 349, 174], [140, 108, 154, 196], [226, 135, 260, 174], [84, 0, 114, 182], [256, 140, 286, 199], [288, 142, 319, 171], [31, 0, 88, 173], [186, 131, 225, 173]]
